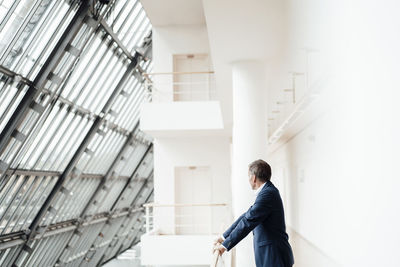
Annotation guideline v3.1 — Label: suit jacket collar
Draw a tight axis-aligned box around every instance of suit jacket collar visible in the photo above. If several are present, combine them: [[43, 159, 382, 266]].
[[255, 180, 272, 196]]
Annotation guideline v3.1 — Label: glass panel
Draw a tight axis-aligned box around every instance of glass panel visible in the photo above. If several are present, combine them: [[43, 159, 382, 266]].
[[0, 0, 153, 265]]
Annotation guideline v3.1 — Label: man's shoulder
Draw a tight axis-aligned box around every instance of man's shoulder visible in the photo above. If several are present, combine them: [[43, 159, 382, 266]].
[[261, 181, 276, 192], [258, 182, 279, 199]]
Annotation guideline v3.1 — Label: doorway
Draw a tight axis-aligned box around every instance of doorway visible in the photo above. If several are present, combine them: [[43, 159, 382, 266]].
[[174, 166, 212, 234]]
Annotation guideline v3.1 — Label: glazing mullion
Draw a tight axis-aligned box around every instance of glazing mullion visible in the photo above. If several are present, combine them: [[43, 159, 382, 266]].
[[52, 25, 94, 81], [43, 178, 72, 225], [25, 238, 43, 266], [10, 97, 58, 169], [0, 175, 25, 234], [86, 131, 121, 173], [122, 11, 151, 51], [28, 108, 69, 169], [14, 99, 59, 169], [89, 56, 128, 113], [82, 47, 127, 109], [52, 179, 86, 222], [94, 133, 126, 173], [6, 175, 37, 233], [119, 85, 144, 129], [0, 174, 21, 210], [44, 112, 83, 170], [103, 72, 136, 124], [11, 0, 61, 74], [56, 179, 84, 221], [3, 176, 35, 234], [117, 144, 143, 175], [30, 105, 70, 169], [126, 21, 151, 52], [0, 0, 23, 32], [18, 106, 42, 136], [79, 44, 123, 110], [112, 0, 139, 36], [52, 114, 87, 171], [27, 3, 79, 79], [0, 80, 25, 126], [114, 0, 140, 36], [109, 76, 138, 124], [20, 2, 74, 77], [121, 11, 147, 47], [47, 231, 72, 266], [0, 0, 43, 64], [73, 179, 99, 215], [0, 124, 28, 163], [22, 175, 56, 230], [68, 178, 99, 217], [32, 24, 95, 92], [66, 16, 94, 51], [0, 175, 17, 223], [32, 239, 49, 266], [0, 176, 19, 215], [83, 131, 114, 173], [86, 127, 106, 151], [59, 177, 93, 222], [112, 63, 148, 118], [115, 81, 141, 127], [65, 33, 111, 103], [42, 233, 65, 266], [110, 0, 137, 29], [60, 33, 99, 99], [53, 115, 92, 171], [11, 175, 46, 232]]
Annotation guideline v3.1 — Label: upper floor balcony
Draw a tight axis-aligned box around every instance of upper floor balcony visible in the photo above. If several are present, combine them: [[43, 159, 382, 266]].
[[139, 71, 224, 137]]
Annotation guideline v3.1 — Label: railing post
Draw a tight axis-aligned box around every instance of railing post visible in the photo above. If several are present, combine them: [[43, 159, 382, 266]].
[[207, 72, 210, 101], [145, 205, 150, 233]]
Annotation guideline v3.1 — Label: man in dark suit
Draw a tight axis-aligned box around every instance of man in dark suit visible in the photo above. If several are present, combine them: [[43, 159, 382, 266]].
[[214, 159, 294, 267]]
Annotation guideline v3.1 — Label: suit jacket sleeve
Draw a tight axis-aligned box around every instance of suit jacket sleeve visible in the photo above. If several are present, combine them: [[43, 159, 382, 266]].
[[222, 191, 273, 251], [222, 213, 245, 239]]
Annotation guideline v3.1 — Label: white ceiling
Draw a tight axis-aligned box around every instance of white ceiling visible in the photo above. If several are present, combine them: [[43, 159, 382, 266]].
[[140, 0, 206, 26], [202, 0, 286, 62]]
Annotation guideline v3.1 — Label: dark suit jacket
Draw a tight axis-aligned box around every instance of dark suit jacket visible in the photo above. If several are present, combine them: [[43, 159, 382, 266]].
[[222, 181, 294, 267]]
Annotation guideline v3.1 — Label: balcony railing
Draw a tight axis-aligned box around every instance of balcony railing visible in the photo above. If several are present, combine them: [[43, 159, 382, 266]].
[[143, 202, 229, 235], [143, 71, 217, 102]]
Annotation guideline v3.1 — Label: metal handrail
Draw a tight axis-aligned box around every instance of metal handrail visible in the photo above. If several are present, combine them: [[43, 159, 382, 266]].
[[144, 71, 214, 76], [143, 202, 229, 234], [143, 202, 227, 208], [143, 71, 217, 101]]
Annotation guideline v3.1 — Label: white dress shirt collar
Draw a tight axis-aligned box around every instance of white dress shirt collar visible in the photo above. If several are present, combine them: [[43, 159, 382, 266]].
[[254, 182, 266, 196]]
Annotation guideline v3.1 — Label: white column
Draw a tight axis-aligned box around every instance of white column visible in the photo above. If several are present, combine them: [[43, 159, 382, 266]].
[[231, 60, 267, 267]]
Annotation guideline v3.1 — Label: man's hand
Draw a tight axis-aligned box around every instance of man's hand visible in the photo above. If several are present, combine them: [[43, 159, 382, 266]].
[[213, 243, 226, 256], [213, 236, 224, 246]]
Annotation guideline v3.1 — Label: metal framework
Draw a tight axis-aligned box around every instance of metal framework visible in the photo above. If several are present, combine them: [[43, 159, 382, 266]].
[[0, 0, 154, 266]]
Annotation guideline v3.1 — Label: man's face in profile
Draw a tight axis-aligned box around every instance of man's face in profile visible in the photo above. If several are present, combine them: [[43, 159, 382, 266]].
[[248, 170, 256, 190]]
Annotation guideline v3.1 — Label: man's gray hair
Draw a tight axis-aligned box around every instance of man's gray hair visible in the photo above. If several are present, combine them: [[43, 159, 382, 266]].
[[248, 159, 272, 182]]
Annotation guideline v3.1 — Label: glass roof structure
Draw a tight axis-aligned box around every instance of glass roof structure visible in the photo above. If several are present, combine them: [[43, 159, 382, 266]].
[[0, 0, 154, 266]]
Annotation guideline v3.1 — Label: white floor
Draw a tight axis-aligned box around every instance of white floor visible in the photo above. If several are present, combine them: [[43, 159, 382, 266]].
[[289, 228, 340, 267], [103, 231, 340, 267]]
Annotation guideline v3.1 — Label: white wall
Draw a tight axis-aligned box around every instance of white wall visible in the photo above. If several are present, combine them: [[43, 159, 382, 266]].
[[267, 1, 400, 267], [153, 136, 232, 234]]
